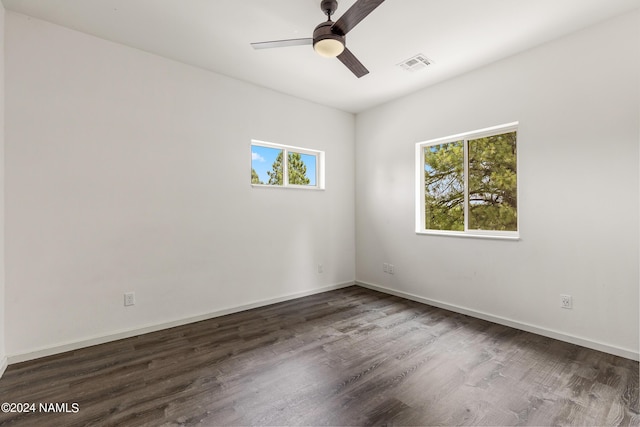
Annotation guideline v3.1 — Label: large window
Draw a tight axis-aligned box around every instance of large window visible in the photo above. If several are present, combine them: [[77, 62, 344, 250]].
[[416, 123, 518, 239], [251, 140, 324, 189]]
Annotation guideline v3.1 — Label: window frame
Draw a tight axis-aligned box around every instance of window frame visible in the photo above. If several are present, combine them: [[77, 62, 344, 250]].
[[251, 140, 325, 190], [415, 122, 519, 240]]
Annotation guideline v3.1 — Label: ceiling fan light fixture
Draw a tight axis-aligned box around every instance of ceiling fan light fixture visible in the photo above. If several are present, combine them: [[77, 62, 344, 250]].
[[313, 20, 345, 58], [314, 38, 345, 57]]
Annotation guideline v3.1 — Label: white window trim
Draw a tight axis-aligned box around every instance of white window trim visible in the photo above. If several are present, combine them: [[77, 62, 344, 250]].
[[415, 122, 520, 240], [251, 139, 325, 190]]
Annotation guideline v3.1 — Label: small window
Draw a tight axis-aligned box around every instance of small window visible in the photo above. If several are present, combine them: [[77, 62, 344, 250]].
[[416, 123, 518, 239], [251, 140, 324, 189]]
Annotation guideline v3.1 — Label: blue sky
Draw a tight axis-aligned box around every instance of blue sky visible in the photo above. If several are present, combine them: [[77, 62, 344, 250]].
[[251, 145, 316, 186]]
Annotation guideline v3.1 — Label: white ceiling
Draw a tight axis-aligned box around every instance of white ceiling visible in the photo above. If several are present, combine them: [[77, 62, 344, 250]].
[[2, 0, 639, 113]]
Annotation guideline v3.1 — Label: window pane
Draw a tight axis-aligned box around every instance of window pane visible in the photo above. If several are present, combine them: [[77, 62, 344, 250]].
[[424, 141, 464, 230], [468, 131, 517, 231], [288, 151, 315, 186], [301, 153, 317, 186], [251, 145, 283, 185]]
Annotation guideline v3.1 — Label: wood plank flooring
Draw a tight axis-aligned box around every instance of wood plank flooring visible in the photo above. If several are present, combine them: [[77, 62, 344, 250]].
[[0, 286, 638, 426]]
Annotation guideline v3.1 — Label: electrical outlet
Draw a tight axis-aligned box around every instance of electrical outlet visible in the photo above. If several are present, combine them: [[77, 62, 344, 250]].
[[388, 264, 395, 274], [383, 263, 389, 273], [318, 264, 323, 274], [560, 294, 572, 309], [124, 292, 136, 307]]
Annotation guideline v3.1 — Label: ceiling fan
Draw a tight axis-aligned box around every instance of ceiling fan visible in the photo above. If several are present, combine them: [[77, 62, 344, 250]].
[[251, 0, 386, 78]]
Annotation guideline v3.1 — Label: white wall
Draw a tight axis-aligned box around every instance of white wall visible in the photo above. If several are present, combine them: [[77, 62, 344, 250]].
[[3, 8, 638, 364], [0, 3, 6, 376], [355, 10, 639, 359], [4, 12, 355, 359]]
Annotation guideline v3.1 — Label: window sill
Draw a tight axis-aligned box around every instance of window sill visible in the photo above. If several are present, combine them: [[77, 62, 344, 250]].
[[251, 184, 325, 191], [416, 230, 520, 241]]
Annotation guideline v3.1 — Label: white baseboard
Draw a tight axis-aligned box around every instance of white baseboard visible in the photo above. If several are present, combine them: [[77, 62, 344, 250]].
[[356, 281, 639, 362], [0, 355, 7, 379], [10, 280, 636, 365], [8, 281, 354, 365]]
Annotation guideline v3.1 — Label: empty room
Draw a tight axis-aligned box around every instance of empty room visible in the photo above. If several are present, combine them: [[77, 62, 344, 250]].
[[0, 0, 638, 426]]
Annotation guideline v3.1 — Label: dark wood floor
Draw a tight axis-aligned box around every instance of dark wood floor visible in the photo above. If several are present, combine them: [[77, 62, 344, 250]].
[[0, 286, 638, 426]]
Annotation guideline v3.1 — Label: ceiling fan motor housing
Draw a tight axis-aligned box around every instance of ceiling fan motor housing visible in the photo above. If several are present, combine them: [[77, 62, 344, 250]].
[[313, 21, 345, 57]]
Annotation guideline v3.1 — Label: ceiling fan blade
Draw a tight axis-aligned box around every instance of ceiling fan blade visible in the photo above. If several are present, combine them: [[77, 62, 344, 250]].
[[332, 0, 385, 35], [251, 38, 313, 50], [337, 47, 369, 78]]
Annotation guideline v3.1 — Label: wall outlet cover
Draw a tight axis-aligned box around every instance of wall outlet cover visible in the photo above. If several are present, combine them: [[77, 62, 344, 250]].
[[124, 292, 136, 307]]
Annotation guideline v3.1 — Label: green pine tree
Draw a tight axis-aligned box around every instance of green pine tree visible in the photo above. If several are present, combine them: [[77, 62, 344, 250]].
[[287, 152, 310, 185], [424, 131, 517, 231], [267, 152, 284, 185], [251, 168, 263, 185], [267, 152, 310, 186], [424, 141, 465, 230], [467, 132, 517, 231]]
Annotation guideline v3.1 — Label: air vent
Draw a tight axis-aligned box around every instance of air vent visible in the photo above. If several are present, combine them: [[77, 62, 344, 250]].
[[397, 54, 433, 72]]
